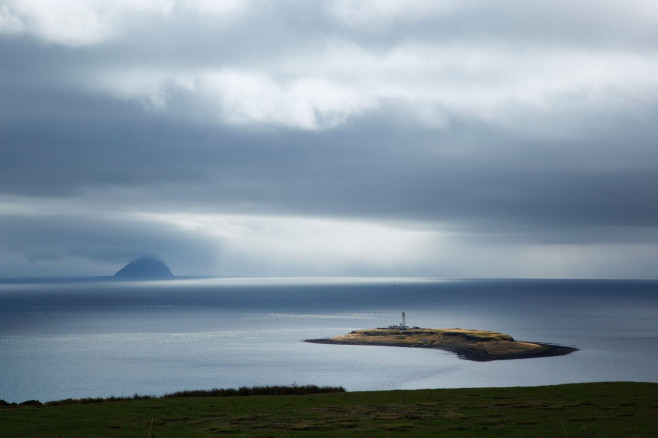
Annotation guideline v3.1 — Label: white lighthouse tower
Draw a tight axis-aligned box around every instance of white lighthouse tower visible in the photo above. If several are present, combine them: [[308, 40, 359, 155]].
[[388, 312, 409, 330]]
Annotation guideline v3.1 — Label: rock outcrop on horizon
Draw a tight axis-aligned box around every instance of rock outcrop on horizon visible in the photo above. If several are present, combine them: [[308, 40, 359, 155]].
[[114, 257, 174, 278]]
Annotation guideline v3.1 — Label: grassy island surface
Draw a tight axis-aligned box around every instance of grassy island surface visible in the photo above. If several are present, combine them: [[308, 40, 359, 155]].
[[306, 328, 577, 361]]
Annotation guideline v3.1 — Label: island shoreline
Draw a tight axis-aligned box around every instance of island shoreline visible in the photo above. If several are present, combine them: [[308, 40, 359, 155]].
[[305, 337, 578, 362]]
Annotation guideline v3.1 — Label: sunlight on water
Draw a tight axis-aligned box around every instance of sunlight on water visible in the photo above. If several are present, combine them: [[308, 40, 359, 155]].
[[0, 278, 656, 402]]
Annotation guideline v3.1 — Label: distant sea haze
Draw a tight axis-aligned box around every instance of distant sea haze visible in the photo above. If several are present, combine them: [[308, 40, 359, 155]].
[[0, 278, 656, 403]]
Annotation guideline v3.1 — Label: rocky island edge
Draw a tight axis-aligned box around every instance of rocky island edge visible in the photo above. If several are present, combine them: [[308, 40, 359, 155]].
[[305, 327, 577, 362]]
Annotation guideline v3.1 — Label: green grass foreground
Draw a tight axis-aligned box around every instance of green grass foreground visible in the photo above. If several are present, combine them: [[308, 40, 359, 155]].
[[1, 382, 656, 437]]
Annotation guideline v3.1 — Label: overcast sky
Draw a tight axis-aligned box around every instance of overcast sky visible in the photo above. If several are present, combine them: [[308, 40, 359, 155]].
[[1, 0, 658, 278]]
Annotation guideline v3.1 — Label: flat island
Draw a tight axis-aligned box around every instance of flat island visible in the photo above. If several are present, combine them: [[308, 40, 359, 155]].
[[306, 327, 577, 362]]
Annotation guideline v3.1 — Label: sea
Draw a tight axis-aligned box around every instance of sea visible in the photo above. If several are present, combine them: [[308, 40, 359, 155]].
[[0, 277, 656, 403]]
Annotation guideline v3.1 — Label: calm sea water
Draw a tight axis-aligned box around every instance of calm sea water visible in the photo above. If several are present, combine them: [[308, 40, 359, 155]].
[[0, 277, 656, 403]]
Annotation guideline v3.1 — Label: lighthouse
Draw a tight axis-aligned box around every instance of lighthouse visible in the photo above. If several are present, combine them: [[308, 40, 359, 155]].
[[388, 312, 409, 330]]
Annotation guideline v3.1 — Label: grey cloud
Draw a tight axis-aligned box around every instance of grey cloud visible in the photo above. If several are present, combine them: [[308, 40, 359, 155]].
[[1, 1, 658, 277], [0, 213, 220, 275], [327, 1, 658, 48], [3, 105, 658, 234]]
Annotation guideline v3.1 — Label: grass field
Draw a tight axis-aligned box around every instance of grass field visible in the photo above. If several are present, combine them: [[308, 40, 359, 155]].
[[1, 382, 656, 437]]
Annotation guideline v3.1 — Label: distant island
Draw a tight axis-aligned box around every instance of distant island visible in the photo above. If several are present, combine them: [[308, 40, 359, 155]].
[[306, 314, 577, 362], [114, 256, 174, 279]]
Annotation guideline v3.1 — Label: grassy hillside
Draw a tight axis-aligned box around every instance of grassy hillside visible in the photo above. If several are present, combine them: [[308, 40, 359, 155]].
[[1, 382, 656, 437]]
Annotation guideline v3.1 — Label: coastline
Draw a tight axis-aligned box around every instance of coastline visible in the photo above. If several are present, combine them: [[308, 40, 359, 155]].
[[305, 328, 578, 362], [305, 338, 577, 361]]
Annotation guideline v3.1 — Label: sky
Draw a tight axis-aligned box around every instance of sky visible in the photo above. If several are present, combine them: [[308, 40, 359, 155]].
[[1, 0, 658, 278]]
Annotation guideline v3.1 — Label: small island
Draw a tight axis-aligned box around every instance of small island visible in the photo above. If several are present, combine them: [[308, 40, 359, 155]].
[[114, 256, 174, 279], [306, 313, 577, 362]]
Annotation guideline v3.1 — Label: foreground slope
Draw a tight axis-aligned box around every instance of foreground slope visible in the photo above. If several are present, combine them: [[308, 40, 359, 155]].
[[1, 383, 655, 437]]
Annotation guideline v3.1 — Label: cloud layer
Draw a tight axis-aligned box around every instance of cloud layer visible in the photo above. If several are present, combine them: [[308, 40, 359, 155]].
[[2, 1, 658, 277]]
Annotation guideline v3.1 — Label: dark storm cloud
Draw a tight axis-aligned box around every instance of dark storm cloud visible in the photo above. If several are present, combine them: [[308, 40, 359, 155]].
[[0, 212, 220, 276], [1, 1, 658, 277], [5, 114, 658, 255]]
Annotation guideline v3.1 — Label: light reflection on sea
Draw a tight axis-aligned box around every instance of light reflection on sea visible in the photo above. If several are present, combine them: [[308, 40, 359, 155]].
[[0, 277, 656, 402]]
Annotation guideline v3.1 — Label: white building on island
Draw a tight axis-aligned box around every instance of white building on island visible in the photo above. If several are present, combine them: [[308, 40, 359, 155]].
[[388, 312, 409, 330]]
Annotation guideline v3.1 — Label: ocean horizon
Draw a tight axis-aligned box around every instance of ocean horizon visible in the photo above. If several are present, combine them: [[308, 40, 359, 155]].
[[1, 277, 657, 403]]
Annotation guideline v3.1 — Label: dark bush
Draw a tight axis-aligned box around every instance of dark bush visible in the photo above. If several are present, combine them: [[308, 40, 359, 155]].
[[163, 384, 345, 398], [19, 400, 41, 406], [39, 384, 345, 406]]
